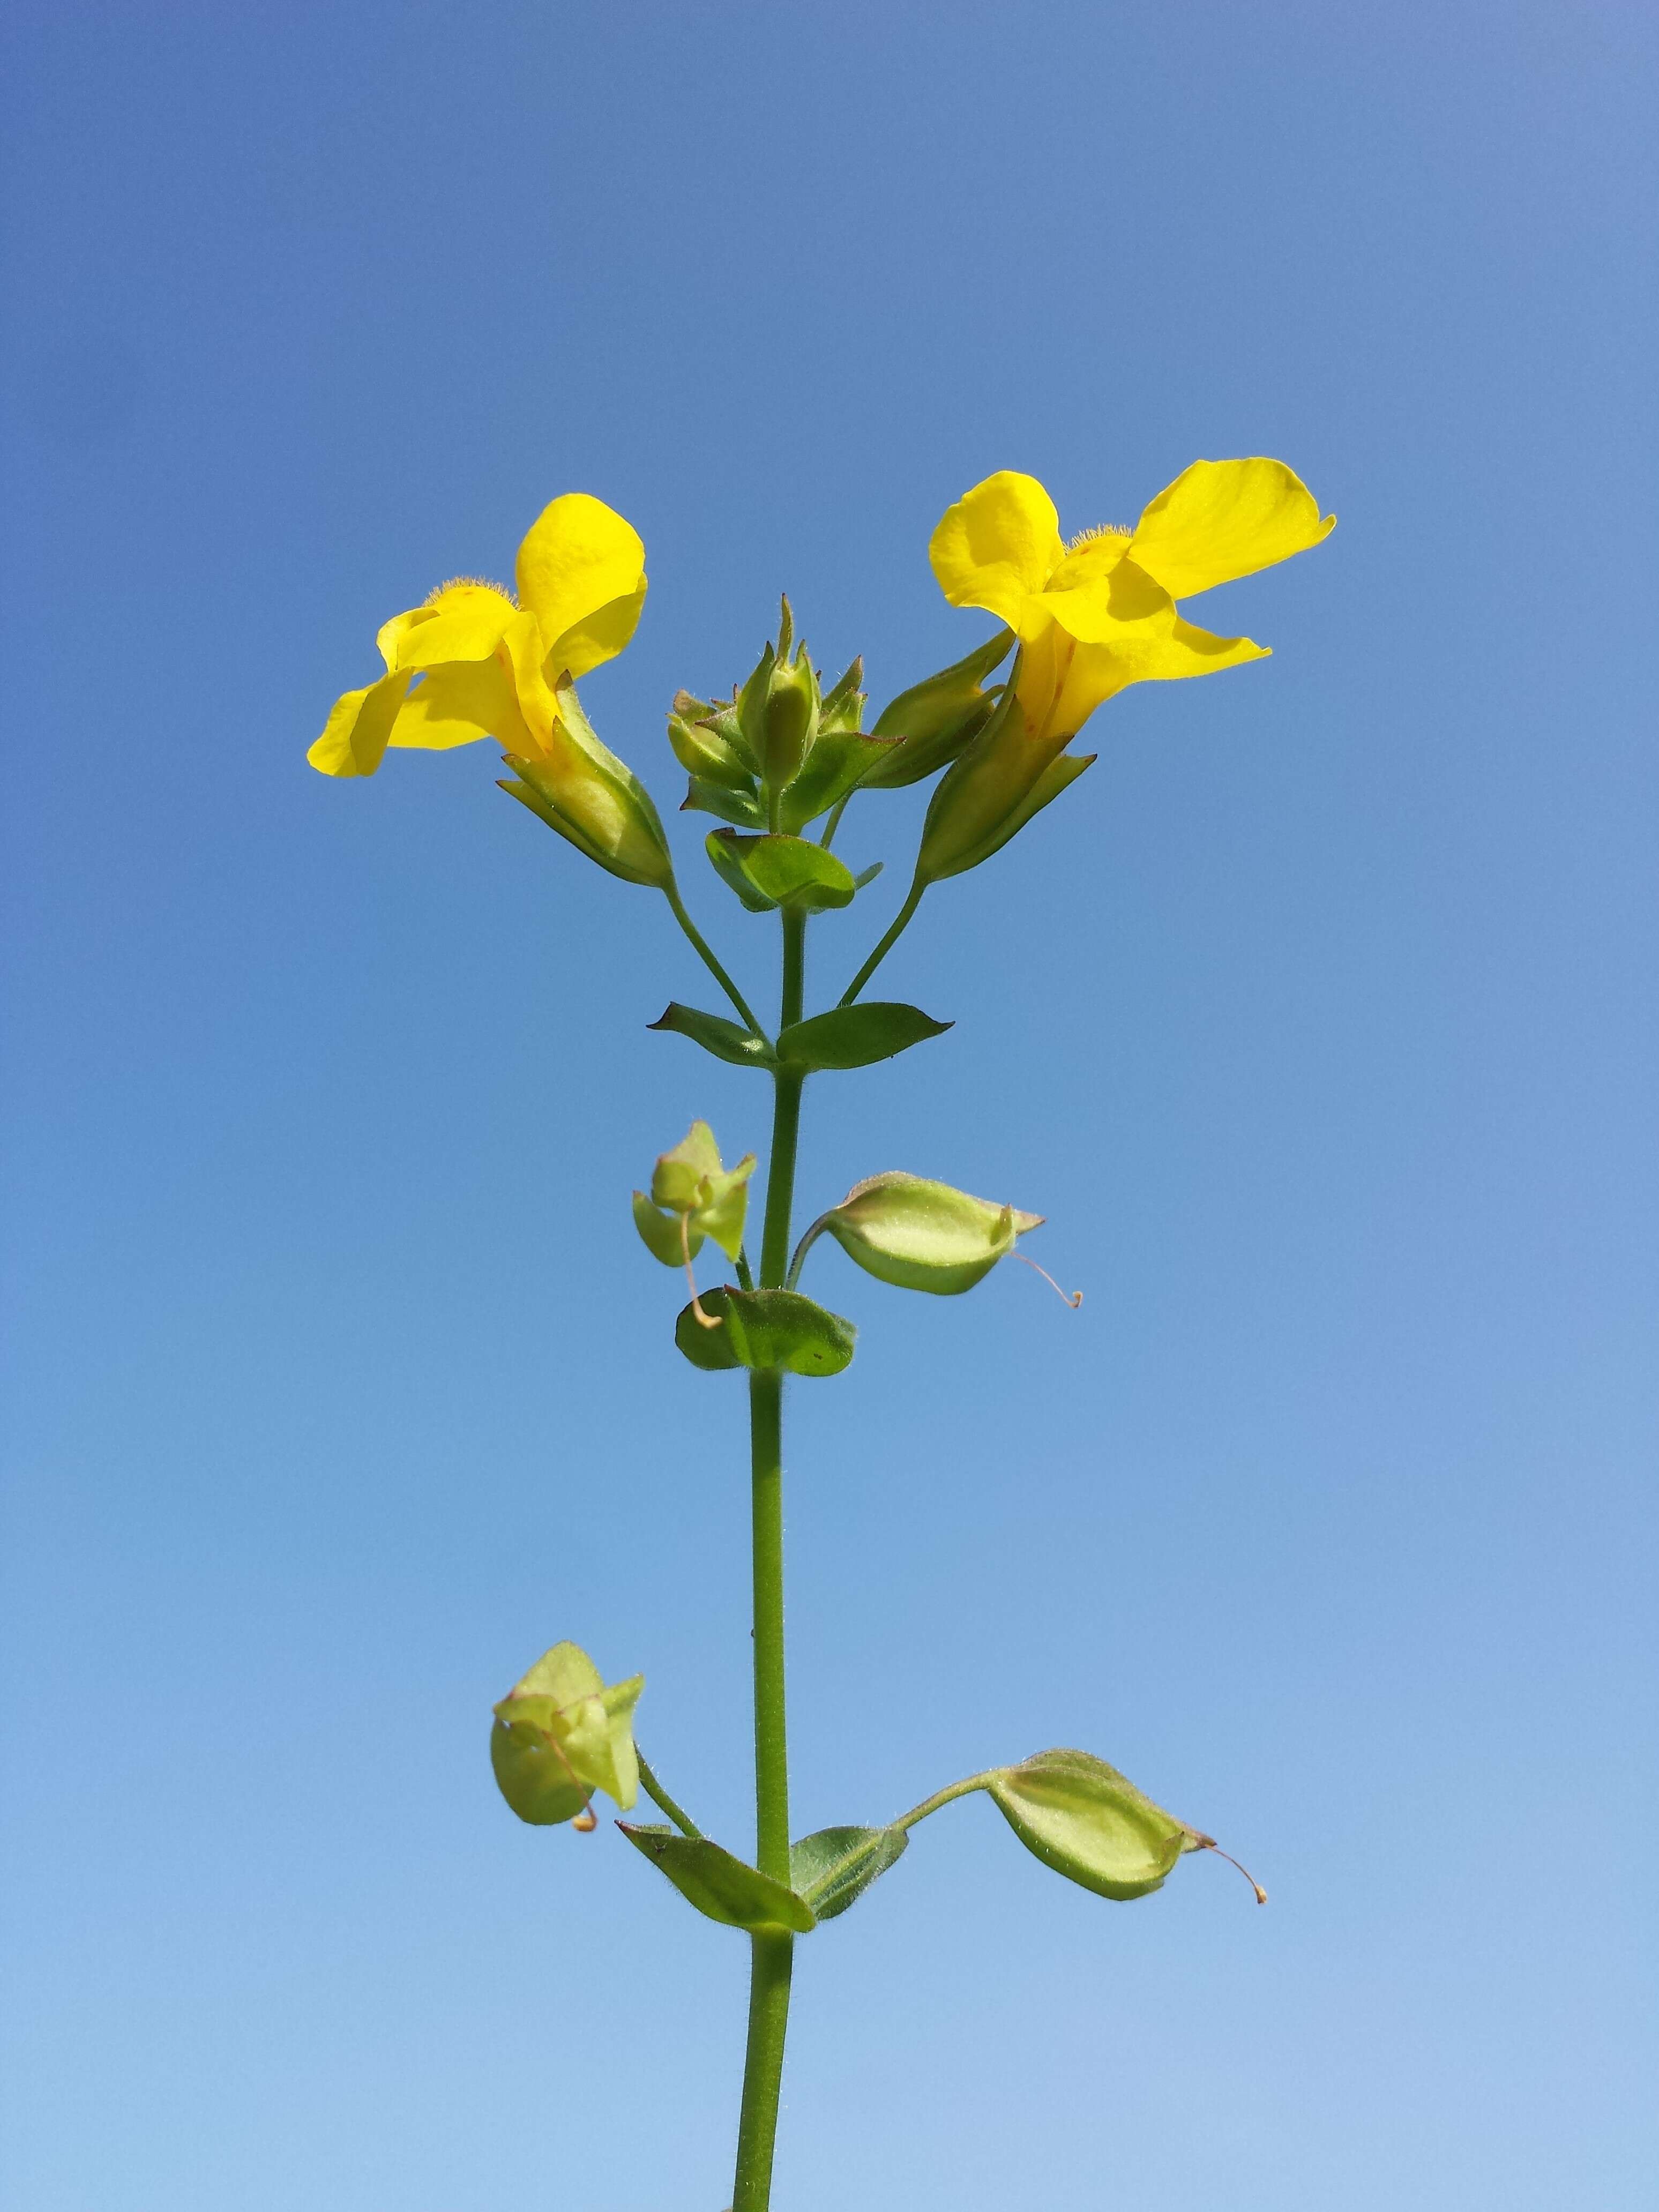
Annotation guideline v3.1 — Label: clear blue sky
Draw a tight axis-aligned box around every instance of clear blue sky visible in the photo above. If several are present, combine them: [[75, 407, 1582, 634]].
[[3, 4, 1654, 2207]]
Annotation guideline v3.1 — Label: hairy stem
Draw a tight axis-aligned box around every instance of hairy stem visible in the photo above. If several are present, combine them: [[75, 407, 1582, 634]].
[[731, 905, 808, 2212], [635, 1753, 703, 1840], [838, 874, 925, 1006]]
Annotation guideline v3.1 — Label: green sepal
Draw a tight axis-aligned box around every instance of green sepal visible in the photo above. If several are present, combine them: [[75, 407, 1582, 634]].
[[499, 776, 617, 873], [705, 831, 859, 914], [853, 861, 884, 890], [674, 1287, 856, 1376], [926, 749, 1095, 882], [633, 1189, 699, 1267], [818, 1171, 1043, 1295], [863, 629, 1016, 788], [651, 1120, 723, 1210], [759, 651, 819, 793], [777, 730, 900, 833], [987, 1749, 1202, 1902], [490, 1641, 643, 1825], [789, 1825, 909, 1922], [619, 1824, 817, 1934], [667, 703, 756, 791], [776, 1003, 952, 1073], [682, 775, 767, 829], [817, 655, 865, 730], [500, 682, 675, 890], [647, 1003, 775, 1070]]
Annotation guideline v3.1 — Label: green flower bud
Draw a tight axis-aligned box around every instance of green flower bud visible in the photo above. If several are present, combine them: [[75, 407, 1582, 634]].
[[667, 692, 756, 792], [813, 1171, 1044, 1295], [862, 629, 1015, 789], [490, 1640, 643, 1827], [760, 651, 819, 792]]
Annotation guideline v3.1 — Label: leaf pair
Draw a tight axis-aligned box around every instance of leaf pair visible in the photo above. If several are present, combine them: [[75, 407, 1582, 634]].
[[619, 1750, 1250, 1937], [675, 1287, 856, 1377], [649, 998, 951, 1075]]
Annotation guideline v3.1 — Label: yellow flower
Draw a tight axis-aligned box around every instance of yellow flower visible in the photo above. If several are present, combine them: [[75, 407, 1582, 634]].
[[929, 458, 1334, 738], [916, 459, 1333, 882], [308, 492, 648, 779]]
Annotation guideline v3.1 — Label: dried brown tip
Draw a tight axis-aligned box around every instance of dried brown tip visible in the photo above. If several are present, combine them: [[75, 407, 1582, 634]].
[[1199, 1837, 1267, 1903], [681, 1212, 723, 1329], [572, 1805, 598, 1833], [1013, 1251, 1083, 1308]]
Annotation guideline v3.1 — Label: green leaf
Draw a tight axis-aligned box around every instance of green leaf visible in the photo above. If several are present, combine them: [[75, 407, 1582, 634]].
[[705, 831, 859, 914], [647, 1002, 775, 1071], [619, 1825, 817, 1934], [682, 775, 766, 829], [817, 1172, 1043, 1295], [674, 1287, 857, 1376], [778, 730, 901, 833], [704, 827, 780, 910], [490, 1641, 644, 1826], [776, 1003, 952, 1074], [986, 1750, 1201, 1901], [789, 1825, 909, 1922]]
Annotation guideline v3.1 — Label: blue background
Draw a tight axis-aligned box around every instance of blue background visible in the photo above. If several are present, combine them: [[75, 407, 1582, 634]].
[[3, 4, 1654, 2206]]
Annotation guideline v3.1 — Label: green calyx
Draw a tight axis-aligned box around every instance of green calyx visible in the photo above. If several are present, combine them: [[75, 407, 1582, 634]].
[[490, 1641, 644, 1827], [863, 628, 1016, 788], [806, 1170, 1043, 1295], [634, 1120, 756, 1267]]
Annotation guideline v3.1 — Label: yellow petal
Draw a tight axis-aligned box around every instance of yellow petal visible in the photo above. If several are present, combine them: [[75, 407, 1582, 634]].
[[1045, 529, 1133, 592], [308, 669, 414, 777], [1053, 618, 1267, 729], [514, 495, 647, 676], [1040, 549, 1176, 646], [543, 582, 648, 683], [1012, 600, 1269, 746], [385, 652, 534, 753], [929, 472, 1066, 629], [1128, 458, 1334, 599], [381, 582, 518, 672]]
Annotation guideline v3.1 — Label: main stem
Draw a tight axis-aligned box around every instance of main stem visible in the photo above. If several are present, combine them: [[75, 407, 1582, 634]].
[[731, 907, 807, 2212]]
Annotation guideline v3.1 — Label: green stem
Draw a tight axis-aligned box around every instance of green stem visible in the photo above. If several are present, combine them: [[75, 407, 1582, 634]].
[[663, 879, 765, 1036], [784, 1214, 829, 1292], [748, 1370, 790, 1876], [818, 793, 851, 850], [838, 874, 925, 1006], [731, 905, 808, 2212], [891, 1770, 998, 1833], [732, 1933, 793, 2211], [636, 1753, 703, 1840]]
